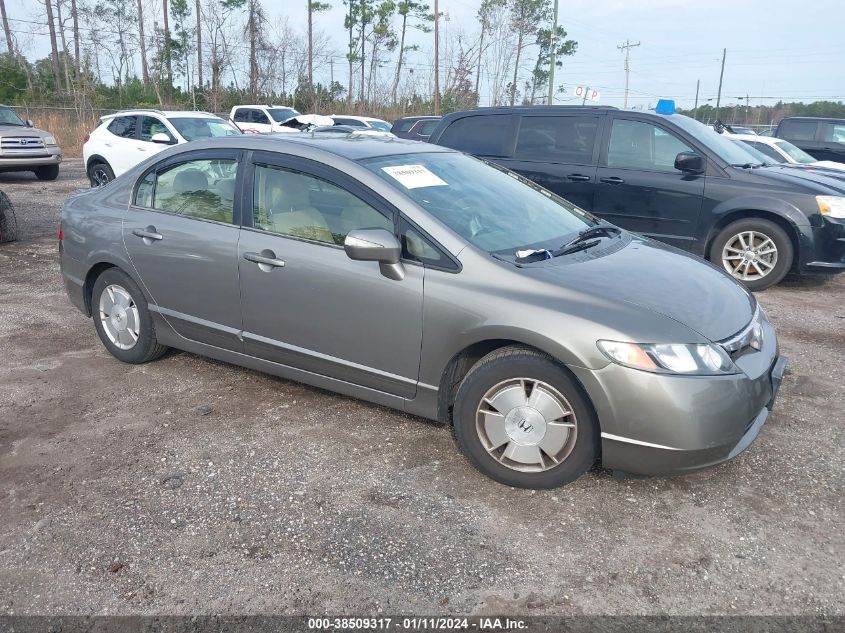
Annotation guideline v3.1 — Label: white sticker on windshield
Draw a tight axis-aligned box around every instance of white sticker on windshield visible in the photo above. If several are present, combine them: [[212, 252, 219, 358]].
[[381, 164, 448, 189]]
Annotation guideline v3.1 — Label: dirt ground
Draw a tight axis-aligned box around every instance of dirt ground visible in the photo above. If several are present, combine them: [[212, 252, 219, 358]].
[[0, 160, 843, 616]]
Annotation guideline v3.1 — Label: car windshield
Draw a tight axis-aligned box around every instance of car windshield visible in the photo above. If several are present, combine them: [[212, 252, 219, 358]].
[[670, 115, 764, 165], [0, 106, 25, 126], [368, 120, 392, 132], [268, 108, 300, 122], [170, 117, 240, 140], [361, 152, 596, 255], [775, 140, 817, 164], [732, 140, 776, 165]]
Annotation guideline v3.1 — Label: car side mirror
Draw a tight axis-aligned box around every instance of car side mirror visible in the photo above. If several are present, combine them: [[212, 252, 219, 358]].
[[150, 132, 174, 144], [344, 228, 405, 281], [25, 119, 33, 127], [675, 151, 705, 174]]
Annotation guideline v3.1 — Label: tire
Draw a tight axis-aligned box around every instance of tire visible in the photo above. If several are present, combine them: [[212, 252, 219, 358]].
[[91, 268, 168, 364], [452, 345, 599, 489], [34, 165, 60, 181], [709, 218, 793, 291], [0, 191, 18, 243], [88, 161, 114, 187]]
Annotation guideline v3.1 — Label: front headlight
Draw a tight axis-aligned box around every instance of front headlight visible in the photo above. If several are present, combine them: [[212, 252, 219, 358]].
[[816, 195, 845, 219], [597, 340, 738, 375], [43, 135, 57, 146]]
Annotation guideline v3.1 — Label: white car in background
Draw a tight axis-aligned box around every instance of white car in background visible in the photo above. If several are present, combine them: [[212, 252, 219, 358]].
[[83, 110, 240, 186], [229, 105, 301, 134], [730, 133, 845, 172], [331, 115, 393, 131]]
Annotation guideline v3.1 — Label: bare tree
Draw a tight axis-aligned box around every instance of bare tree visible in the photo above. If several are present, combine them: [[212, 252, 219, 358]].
[[44, 0, 64, 91], [194, 0, 202, 87], [391, 0, 431, 105], [307, 0, 330, 86], [0, 0, 11, 56], [55, 0, 73, 89], [71, 0, 81, 78], [162, 0, 173, 93], [482, 0, 514, 105], [137, 0, 150, 83]]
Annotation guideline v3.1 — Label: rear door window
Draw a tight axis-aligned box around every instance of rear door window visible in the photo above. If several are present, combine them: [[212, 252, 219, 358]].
[[394, 119, 416, 133], [515, 116, 598, 164], [748, 141, 784, 162], [779, 119, 818, 142], [233, 109, 250, 123], [107, 116, 138, 139], [436, 114, 514, 157], [140, 158, 239, 224]]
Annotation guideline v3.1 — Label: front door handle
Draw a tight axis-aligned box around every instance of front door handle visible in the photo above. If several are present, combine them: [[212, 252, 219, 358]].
[[132, 226, 163, 245], [600, 176, 625, 185], [244, 250, 285, 272], [567, 173, 591, 182]]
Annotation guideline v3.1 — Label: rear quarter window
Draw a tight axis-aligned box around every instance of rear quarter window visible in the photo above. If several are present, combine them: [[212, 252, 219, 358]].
[[436, 114, 513, 157]]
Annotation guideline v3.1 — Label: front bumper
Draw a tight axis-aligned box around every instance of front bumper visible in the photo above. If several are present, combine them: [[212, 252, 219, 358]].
[[0, 146, 62, 170], [570, 319, 786, 476], [801, 216, 845, 274]]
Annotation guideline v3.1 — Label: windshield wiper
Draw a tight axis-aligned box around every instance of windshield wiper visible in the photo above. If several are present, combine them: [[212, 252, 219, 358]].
[[731, 162, 764, 169], [557, 225, 621, 251]]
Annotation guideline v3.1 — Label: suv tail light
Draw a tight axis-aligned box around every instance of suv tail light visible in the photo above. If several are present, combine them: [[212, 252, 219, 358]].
[[83, 133, 90, 143]]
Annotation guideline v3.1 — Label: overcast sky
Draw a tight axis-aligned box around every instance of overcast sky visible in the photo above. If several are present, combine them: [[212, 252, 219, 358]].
[[6, 0, 844, 109]]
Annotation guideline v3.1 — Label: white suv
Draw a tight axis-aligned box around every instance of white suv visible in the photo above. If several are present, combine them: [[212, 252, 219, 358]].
[[83, 110, 240, 186], [229, 105, 301, 134]]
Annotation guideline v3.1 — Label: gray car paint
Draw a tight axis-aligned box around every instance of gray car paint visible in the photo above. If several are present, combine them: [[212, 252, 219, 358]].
[[60, 134, 784, 476]]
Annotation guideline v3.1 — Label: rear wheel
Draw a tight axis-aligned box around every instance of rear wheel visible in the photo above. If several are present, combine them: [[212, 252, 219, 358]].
[[91, 268, 168, 364], [35, 165, 59, 181], [88, 161, 114, 187], [709, 218, 793, 291], [452, 346, 599, 489]]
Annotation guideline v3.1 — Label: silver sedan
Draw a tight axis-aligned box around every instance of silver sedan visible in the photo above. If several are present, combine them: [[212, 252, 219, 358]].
[[59, 134, 786, 488]]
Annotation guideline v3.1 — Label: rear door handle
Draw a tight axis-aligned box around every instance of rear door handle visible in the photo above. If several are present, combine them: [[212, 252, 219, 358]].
[[243, 250, 286, 271], [600, 176, 625, 185], [132, 227, 163, 244], [566, 173, 591, 182]]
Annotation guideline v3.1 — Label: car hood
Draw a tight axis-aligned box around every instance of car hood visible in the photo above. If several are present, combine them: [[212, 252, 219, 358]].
[[739, 164, 845, 194], [523, 235, 755, 342], [0, 125, 50, 138]]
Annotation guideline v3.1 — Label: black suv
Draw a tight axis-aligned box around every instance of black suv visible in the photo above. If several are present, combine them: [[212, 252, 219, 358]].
[[775, 117, 845, 164], [429, 106, 845, 290]]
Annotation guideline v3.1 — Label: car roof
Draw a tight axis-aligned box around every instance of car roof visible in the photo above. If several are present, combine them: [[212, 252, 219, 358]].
[[779, 116, 845, 123], [443, 105, 617, 117], [176, 133, 454, 161], [101, 109, 222, 120], [332, 114, 388, 123]]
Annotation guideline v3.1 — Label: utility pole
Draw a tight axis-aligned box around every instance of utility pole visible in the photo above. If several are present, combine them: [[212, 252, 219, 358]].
[[547, 0, 559, 105], [715, 47, 726, 121], [617, 39, 640, 109], [693, 79, 699, 117], [433, 0, 440, 115]]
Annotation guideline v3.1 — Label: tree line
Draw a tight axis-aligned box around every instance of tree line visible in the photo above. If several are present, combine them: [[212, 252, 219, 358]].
[[0, 0, 577, 115]]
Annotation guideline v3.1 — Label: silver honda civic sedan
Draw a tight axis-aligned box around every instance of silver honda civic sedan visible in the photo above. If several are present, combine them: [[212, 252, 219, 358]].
[[59, 134, 787, 488]]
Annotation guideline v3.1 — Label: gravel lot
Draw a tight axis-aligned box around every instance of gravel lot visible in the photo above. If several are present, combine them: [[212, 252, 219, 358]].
[[0, 159, 843, 616]]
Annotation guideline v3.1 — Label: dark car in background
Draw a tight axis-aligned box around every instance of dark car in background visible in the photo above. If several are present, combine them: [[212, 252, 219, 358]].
[[392, 116, 441, 141], [775, 117, 845, 164], [429, 106, 845, 290]]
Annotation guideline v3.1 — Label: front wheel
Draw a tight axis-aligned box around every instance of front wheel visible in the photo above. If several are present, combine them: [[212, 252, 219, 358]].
[[709, 218, 793, 291], [452, 346, 599, 489], [35, 165, 59, 181], [91, 268, 168, 364]]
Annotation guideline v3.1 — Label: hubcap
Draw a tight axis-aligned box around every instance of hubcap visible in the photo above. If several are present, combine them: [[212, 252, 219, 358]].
[[722, 230, 778, 281], [98, 284, 140, 350], [476, 378, 577, 473], [92, 167, 110, 186]]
